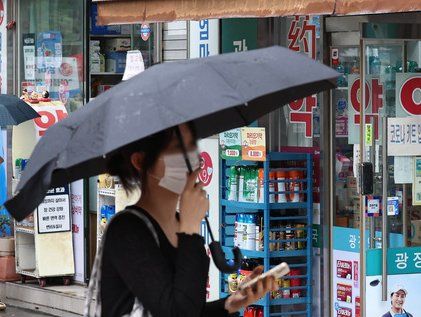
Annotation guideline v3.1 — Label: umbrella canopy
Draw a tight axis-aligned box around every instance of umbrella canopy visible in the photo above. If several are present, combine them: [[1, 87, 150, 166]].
[[0, 95, 40, 126], [6, 46, 338, 221]]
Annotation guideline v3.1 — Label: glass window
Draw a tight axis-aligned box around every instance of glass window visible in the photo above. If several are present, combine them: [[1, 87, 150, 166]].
[[19, 0, 85, 112]]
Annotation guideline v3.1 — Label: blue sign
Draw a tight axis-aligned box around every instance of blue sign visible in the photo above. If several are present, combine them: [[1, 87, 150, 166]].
[[387, 197, 400, 216]]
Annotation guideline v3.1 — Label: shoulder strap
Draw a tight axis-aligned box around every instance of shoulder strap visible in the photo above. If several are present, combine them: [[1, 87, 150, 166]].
[[84, 208, 160, 317]]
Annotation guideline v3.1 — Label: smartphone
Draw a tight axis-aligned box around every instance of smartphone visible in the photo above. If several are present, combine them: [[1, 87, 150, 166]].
[[238, 262, 290, 291]]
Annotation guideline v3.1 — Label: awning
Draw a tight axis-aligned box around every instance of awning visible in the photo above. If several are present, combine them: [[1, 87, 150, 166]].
[[94, 0, 335, 25], [94, 0, 421, 24]]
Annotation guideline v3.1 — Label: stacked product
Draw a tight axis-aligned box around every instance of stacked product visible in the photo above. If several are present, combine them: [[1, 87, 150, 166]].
[[234, 214, 263, 251], [271, 268, 303, 299], [227, 166, 305, 203], [269, 223, 307, 251], [90, 40, 105, 73]]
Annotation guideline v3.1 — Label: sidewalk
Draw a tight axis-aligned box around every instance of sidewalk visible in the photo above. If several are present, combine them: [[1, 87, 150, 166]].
[[0, 281, 86, 316]]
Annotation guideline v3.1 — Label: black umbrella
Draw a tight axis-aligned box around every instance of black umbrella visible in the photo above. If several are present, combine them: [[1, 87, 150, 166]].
[[0, 94, 40, 126], [6, 46, 338, 272]]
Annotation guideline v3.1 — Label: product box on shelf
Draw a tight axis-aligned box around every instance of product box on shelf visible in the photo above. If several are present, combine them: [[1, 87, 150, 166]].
[[90, 3, 121, 35], [104, 38, 132, 52], [105, 51, 127, 73]]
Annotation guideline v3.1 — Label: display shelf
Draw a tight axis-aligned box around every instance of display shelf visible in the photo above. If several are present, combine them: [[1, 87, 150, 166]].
[[98, 188, 116, 197], [15, 226, 35, 235], [90, 34, 131, 38], [91, 72, 124, 76], [220, 152, 313, 317]]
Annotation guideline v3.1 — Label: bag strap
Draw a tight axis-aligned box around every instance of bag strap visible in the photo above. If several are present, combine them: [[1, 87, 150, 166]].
[[84, 208, 159, 317]]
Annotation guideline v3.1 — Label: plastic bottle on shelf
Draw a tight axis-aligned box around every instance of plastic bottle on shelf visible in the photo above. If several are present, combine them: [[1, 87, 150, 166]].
[[276, 170, 287, 203], [289, 170, 303, 202], [238, 167, 245, 202], [258, 168, 265, 203], [227, 166, 239, 201], [245, 214, 256, 250]]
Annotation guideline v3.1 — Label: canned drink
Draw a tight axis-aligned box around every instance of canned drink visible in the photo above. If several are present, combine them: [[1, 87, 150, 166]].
[[268, 171, 276, 203], [284, 224, 296, 250], [282, 278, 291, 298], [296, 223, 306, 249], [277, 229, 285, 251], [290, 269, 302, 298]]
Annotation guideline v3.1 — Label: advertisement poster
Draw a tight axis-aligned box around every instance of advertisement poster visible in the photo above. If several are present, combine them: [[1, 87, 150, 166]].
[[198, 138, 220, 301], [37, 186, 71, 234], [332, 226, 360, 317], [395, 73, 421, 118], [23, 33, 36, 80], [36, 31, 63, 73], [219, 128, 241, 160], [366, 247, 421, 317], [241, 127, 266, 161], [388, 117, 421, 156], [189, 19, 219, 58]]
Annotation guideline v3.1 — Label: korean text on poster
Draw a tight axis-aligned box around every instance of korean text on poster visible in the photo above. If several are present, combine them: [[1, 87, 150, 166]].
[[219, 128, 241, 160], [388, 117, 421, 156], [241, 127, 266, 161], [37, 186, 71, 234]]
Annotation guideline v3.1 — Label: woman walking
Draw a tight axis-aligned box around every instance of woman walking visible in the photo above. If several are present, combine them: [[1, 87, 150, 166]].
[[97, 123, 276, 317]]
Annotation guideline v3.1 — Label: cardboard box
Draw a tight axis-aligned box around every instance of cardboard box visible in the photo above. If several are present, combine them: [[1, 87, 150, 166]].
[[104, 38, 131, 52], [90, 3, 121, 35], [105, 51, 127, 73]]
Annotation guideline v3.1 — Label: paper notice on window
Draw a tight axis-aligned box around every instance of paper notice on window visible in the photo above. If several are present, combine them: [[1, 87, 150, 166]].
[[123, 50, 145, 81], [413, 157, 421, 206], [394, 156, 414, 184]]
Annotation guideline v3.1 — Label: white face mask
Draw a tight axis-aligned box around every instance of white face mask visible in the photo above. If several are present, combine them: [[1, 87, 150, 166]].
[[156, 151, 199, 195]]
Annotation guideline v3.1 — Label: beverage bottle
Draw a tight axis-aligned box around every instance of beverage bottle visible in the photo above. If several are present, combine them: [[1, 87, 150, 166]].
[[15, 159, 22, 179], [245, 214, 256, 250], [289, 170, 302, 202], [238, 167, 244, 202]]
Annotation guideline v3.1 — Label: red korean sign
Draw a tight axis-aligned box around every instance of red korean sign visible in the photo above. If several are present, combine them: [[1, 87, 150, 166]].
[[396, 73, 421, 117], [347, 75, 384, 144], [287, 16, 317, 138], [31, 101, 68, 140], [337, 306, 352, 317]]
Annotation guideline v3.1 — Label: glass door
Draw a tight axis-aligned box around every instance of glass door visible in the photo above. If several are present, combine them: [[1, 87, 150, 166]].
[[360, 22, 421, 317]]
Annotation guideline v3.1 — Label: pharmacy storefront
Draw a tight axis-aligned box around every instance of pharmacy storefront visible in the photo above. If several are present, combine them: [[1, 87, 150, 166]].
[[327, 13, 421, 317]]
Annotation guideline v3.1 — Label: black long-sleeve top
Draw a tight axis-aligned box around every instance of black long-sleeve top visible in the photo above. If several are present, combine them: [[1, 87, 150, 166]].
[[101, 206, 235, 317]]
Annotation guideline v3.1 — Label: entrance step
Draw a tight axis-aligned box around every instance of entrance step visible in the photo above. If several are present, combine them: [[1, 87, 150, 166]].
[[1, 281, 86, 316]]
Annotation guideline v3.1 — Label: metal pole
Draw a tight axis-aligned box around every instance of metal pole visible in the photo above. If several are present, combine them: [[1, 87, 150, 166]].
[[381, 117, 388, 301], [359, 37, 366, 317], [403, 185, 407, 246]]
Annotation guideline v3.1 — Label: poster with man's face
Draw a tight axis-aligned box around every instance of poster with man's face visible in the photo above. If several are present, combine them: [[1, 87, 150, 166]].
[[366, 275, 420, 317]]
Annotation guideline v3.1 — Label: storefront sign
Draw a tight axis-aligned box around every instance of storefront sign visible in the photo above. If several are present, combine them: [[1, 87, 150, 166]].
[[395, 73, 421, 117], [241, 127, 266, 161], [31, 102, 68, 139], [287, 16, 318, 139], [348, 75, 384, 144], [221, 18, 257, 53], [37, 186, 71, 234], [219, 128, 241, 160], [140, 24, 151, 41], [413, 157, 421, 206], [387, 117, 421, 156], [189, 19, 219, 58], [122, 50, 144, 81]]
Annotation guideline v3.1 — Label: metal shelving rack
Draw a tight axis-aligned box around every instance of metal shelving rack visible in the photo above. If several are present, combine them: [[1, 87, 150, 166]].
[[219, 152, 313, 317]]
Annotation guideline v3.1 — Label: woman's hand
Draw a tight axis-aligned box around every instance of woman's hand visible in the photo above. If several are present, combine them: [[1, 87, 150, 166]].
[[179, 169, 209, 235], [224, 266, 278, 314]]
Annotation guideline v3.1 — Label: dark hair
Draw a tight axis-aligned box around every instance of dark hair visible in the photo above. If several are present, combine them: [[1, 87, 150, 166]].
[[106, 123, 196, 193]]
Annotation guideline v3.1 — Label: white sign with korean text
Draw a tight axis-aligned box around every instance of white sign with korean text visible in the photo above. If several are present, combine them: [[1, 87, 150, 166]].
[[71, 180, 85, 283], [122, 50, 144, 81], [189, 19, 219, 59], [388, 117, 421, 156], [38, 187, 71, 233]]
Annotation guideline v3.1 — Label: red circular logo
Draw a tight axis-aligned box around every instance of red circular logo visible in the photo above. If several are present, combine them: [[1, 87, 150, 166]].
[[0, 1, 4, 26], [198, 151, 213, 187], [400, 76, 421, 115]]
